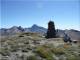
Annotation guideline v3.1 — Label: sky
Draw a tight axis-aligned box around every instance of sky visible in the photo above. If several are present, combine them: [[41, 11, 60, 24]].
[[0, 0, 80, 30]]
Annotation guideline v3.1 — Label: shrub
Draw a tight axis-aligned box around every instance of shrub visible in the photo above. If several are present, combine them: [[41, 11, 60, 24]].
[[63, 43, 71, 48], [0, 48, 10, 56], [66, 54, 79, 60], [19, 35, 24, 37], [22, 47, 28, 52], [36, 46, 54, 60], [27, 55, 38, 60], [51, 48, 65, 55], [10, 44, 19, 52]]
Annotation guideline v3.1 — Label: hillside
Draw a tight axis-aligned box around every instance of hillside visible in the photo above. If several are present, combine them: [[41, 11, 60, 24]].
[[0, 32, 80, 60]]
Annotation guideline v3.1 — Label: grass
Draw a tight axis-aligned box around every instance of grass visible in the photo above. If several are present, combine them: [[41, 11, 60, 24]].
[[35, 43, 80, 60], [0, 48, 10, 56], [0, 32, 80, 60], [36, 45, 54, 60], [51, 47, 65, 55], [27, 55, 38, 60], [66, 54, 80, 60]]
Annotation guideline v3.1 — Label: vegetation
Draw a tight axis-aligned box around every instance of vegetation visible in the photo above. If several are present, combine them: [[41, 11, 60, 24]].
[[0, 32, 80, 60], [51, 47, 65, 55], [66, 54, 80, 60], [36, 45, 54, 60], [27, 55, 38, 60], [0, 48, 10, 56]]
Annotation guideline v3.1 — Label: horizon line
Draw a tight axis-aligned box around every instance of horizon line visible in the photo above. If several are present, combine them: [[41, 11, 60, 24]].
[[0, 24, 80, 31]]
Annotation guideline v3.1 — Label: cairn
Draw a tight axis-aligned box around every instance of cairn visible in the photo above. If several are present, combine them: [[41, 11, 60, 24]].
[[46, 21, 56, 38]]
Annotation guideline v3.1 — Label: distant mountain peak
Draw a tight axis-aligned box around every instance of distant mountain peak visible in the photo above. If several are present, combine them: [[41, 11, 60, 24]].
[[30, 24, 47, 33], [31, 24, 39, 28], [11, 26, 18, 28]]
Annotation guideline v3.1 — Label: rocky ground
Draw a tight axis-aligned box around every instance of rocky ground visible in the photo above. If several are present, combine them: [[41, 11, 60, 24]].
[[0, 32, 80, 60]]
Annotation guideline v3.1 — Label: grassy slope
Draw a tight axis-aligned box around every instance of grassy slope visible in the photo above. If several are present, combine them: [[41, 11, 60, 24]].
[[0, 32, 80, 60]]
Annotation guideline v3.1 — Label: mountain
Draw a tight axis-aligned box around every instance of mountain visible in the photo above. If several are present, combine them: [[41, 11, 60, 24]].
[[0, 25, 47, 36], [0, 25, 80, 41], [65, 29, 80, 40], [57, 29, 80, 41], [0, 26, 24, 36], [29, 24, 47, 33], [23, 24, 47, 34]]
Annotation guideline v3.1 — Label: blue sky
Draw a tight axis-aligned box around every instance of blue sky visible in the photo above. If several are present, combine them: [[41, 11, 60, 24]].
[[1, 0, 80, 30]]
